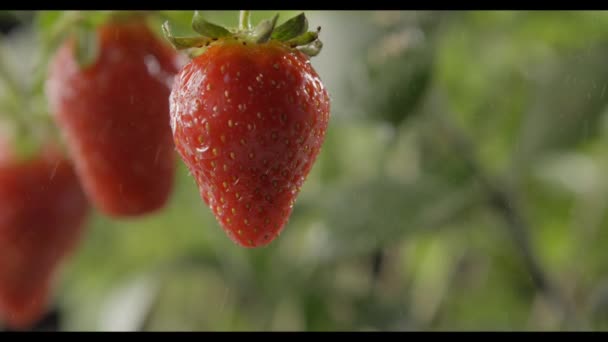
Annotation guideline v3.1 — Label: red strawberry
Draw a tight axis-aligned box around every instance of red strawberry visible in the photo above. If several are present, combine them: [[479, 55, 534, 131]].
[[46, 16, 181, 217], [165, 12, 330, 247], [0, 142, 89, 330]]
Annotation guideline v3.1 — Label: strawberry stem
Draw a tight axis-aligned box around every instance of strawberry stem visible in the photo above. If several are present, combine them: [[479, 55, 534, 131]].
[[30, 11, 84, 99], [0, 49, 22, 107], [0, 43, 28, 132], [239, 10, 251, 31], [0, 12, 84, 157]]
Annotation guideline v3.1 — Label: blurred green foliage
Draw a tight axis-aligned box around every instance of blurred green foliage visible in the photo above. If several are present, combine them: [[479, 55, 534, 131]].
[[3, 10, 608, 331]]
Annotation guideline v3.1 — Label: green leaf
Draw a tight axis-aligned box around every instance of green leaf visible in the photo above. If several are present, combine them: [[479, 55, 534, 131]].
[[191, 11, 231, 38], [318, 177, 482, 258], [74, 25, 99, 69], [514, 45, 608, 168], [363, 29, 434, 127], [253, 13, 279, 43], [271, 12, 308, 41], [162, 21, 212, 50]]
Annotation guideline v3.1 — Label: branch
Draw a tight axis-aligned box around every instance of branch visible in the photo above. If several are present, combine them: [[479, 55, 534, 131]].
[[427, 92, 583, 330]]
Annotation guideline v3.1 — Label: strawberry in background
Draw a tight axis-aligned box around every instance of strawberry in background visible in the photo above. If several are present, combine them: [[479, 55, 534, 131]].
[[0, 15, 90, 329], [46, 13, 182, 217], [0, 139, 89, 330]]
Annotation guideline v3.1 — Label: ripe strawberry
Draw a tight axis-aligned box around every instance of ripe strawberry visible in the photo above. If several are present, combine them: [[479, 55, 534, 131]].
[[164, 12, 330, 247], [46, 16, 181, 217], [0, 142, 89, 330]]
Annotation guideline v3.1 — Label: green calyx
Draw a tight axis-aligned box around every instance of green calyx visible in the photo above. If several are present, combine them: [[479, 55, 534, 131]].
[[162, 11, 324, 57], [0, 35, 57, 160], [38, 11, 156, 71]]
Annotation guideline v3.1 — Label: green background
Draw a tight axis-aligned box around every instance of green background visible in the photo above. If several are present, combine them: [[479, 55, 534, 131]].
[[2, 10, 608, 331]]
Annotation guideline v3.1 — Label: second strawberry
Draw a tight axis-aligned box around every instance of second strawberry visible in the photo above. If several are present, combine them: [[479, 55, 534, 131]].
[[46, 16, 182, 217]]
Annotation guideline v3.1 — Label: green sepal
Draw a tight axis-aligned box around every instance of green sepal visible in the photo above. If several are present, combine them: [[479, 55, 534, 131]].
[[297, 39, 323, 57], [161, 11, 324, 58], [36, 11, 80, 58], [252, 13, 279, 43], [285, 30, 319, 47], [36, 11, 64, 40], [192, 11, 231, 38], [271, 12, 308, 41], [74, 24, 99, 69], [82, 11, 113, 27], [162, 21, 212, 50], [186, 47, 207, 59]]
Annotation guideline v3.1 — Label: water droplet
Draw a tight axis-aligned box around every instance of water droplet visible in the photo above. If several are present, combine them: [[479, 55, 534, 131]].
[[144, 55, 161, 75]]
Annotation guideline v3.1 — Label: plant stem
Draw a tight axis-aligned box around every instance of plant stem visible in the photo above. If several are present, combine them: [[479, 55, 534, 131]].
[[0, 47, 23, 106], [0, 43, 29, 140], [239, 10, 251, 31], [30, 11, 82, 99], [427, 91, 582, 330]]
